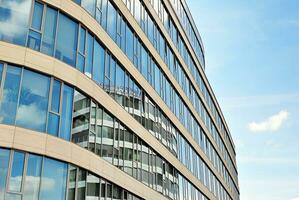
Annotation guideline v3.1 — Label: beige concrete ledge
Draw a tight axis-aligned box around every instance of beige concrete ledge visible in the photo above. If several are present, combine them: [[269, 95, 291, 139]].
[[141, 0, 237, 168], [0, 42, 217, 200], [38, 0, 238, 193], [38, 1, 237, 191], [163, 0, 237, 158], [114, 0, 238, 188], [0, 124, 167, 200]]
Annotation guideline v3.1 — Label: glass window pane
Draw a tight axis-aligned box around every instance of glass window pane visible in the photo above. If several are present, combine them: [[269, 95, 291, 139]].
[[107, 1, 116, 41], [8, 151, 25, 192], [85, 32, 93, 78], [41, 7, 57, 56], [55, 14, 78, 66], [47, 113, 60, 136], [0, 0, 31, 46], [115, 64, 124, 106], [31, 2, 43, 31], [93, 40, 104, 85], [0, 65, 21, 125], [40, 158, 67, 200], [77, 53, 85, 72], [51, 80, 61, 113], [82, 0, 96, 16], [27, 30, 41, 51], [126, 25, 133, 61], [60, 85, 73, 140], [79, 26, 86, 54], [16, 70, 50, 132], [23, 154, 42, 200], [0, 148, 10, 199]]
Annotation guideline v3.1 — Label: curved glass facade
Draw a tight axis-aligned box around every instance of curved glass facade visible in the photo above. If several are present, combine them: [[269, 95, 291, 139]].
[[0, 0, 239, 200], [0, 148, 142, 200]]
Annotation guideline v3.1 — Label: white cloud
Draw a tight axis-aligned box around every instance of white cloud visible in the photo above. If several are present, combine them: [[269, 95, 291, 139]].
[[290, 197, 299, 200], [248, 110, 289, 132]]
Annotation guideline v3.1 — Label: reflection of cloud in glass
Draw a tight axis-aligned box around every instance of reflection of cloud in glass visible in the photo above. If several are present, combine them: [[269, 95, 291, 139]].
[[0, 0, 31, 38], [16, 103, 46, 128], [9, 176, 55, 199]]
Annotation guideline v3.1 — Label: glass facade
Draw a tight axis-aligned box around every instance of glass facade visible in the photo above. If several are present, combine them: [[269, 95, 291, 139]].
[[0, 0, 239, 199], [0, 148, 141, 200]]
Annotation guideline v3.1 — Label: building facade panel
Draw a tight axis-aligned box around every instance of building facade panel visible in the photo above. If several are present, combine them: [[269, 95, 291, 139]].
[[0, 0, 239, 199]]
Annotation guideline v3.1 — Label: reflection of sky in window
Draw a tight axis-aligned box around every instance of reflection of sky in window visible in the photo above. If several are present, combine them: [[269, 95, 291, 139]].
[[16, 70, 50, 132], [0, 149, 10, 199], [40, 158, 67, 200], [0, 0, 31, 45]]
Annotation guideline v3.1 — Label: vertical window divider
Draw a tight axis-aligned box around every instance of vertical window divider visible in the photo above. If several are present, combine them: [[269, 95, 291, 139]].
[[14, 68, 24, 127]]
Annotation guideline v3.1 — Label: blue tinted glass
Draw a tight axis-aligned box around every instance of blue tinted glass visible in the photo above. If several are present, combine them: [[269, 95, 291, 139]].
[[141, 46, 147, 78], [79, 26, 86, 54], [23, 154, 42, 200], [85, 32, 93, 78], [107, 1, 116, 41], [0, 66, 21, 125], [82, 0, 96, 16], [51, 80, 61, 113], [0, 0, 31, 46], [55, 14, 78, 66], [40, 158, 67, 200], [101, 0, 108, 28], [47, 113, 59, 136], [16, 70, 50, 132], [41, 7, 57, 56], [126, 26, 133, 61], [8, 151, 25, 192], [0, 148, 10, 199], [32, 2, 43, 30], [60, 85, 73, 141], [110, 58, 116, 91], [27, 30, 41, 51], [77, 54, 85, 72], [93, 40, 103, 85]]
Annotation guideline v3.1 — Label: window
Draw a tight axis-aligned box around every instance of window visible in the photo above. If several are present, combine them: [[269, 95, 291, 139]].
[[8, 151, 25, 192], [85, 32, 94, 78], [126, 25, 133, 61], [60, 85, 73, 140], [82, 0, 96, 16], [41, 7, 57, 56], [107, 1, 116, 41], [16, 70, 50, 132], [0, 0, 31, 46], [23, 154, 42, 200], [0, 66, 21, 125], [0, 148, 10, 199], [55, 14, 78, 66], [115, 64, 124, 106], [40, 158, 67, 200], [93, 40, 104, 85], [77, 26, 86, 72], [141, 46, 147, 79]]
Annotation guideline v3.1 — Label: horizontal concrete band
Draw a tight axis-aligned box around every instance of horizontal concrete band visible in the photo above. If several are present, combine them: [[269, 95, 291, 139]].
[[161, 0, 236, 158], [39, 0, 237, 190], [0, 124, 167, 200], [0, 42, 218, 200], [141, 0, 237, 167], [117, 0, 238, 185], [41, 0, 240, 194]]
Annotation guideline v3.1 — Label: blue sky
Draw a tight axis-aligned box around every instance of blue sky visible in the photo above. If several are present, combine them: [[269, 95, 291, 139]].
[[187, 0, 299, 199]]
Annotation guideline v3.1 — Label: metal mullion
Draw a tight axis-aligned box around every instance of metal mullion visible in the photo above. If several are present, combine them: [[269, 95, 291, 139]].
[[14, 67, 24, 127], [25, 0, 36, 46], [20, 153, 29, 197], [57, 81, 64, 138], [5, 149, 13, 196], [0, 63, 7, 101], [37, 156, 45, 199], [76, 24, 81, 68], [53, 9, 60, 57], [46, 78, 54, 133]]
